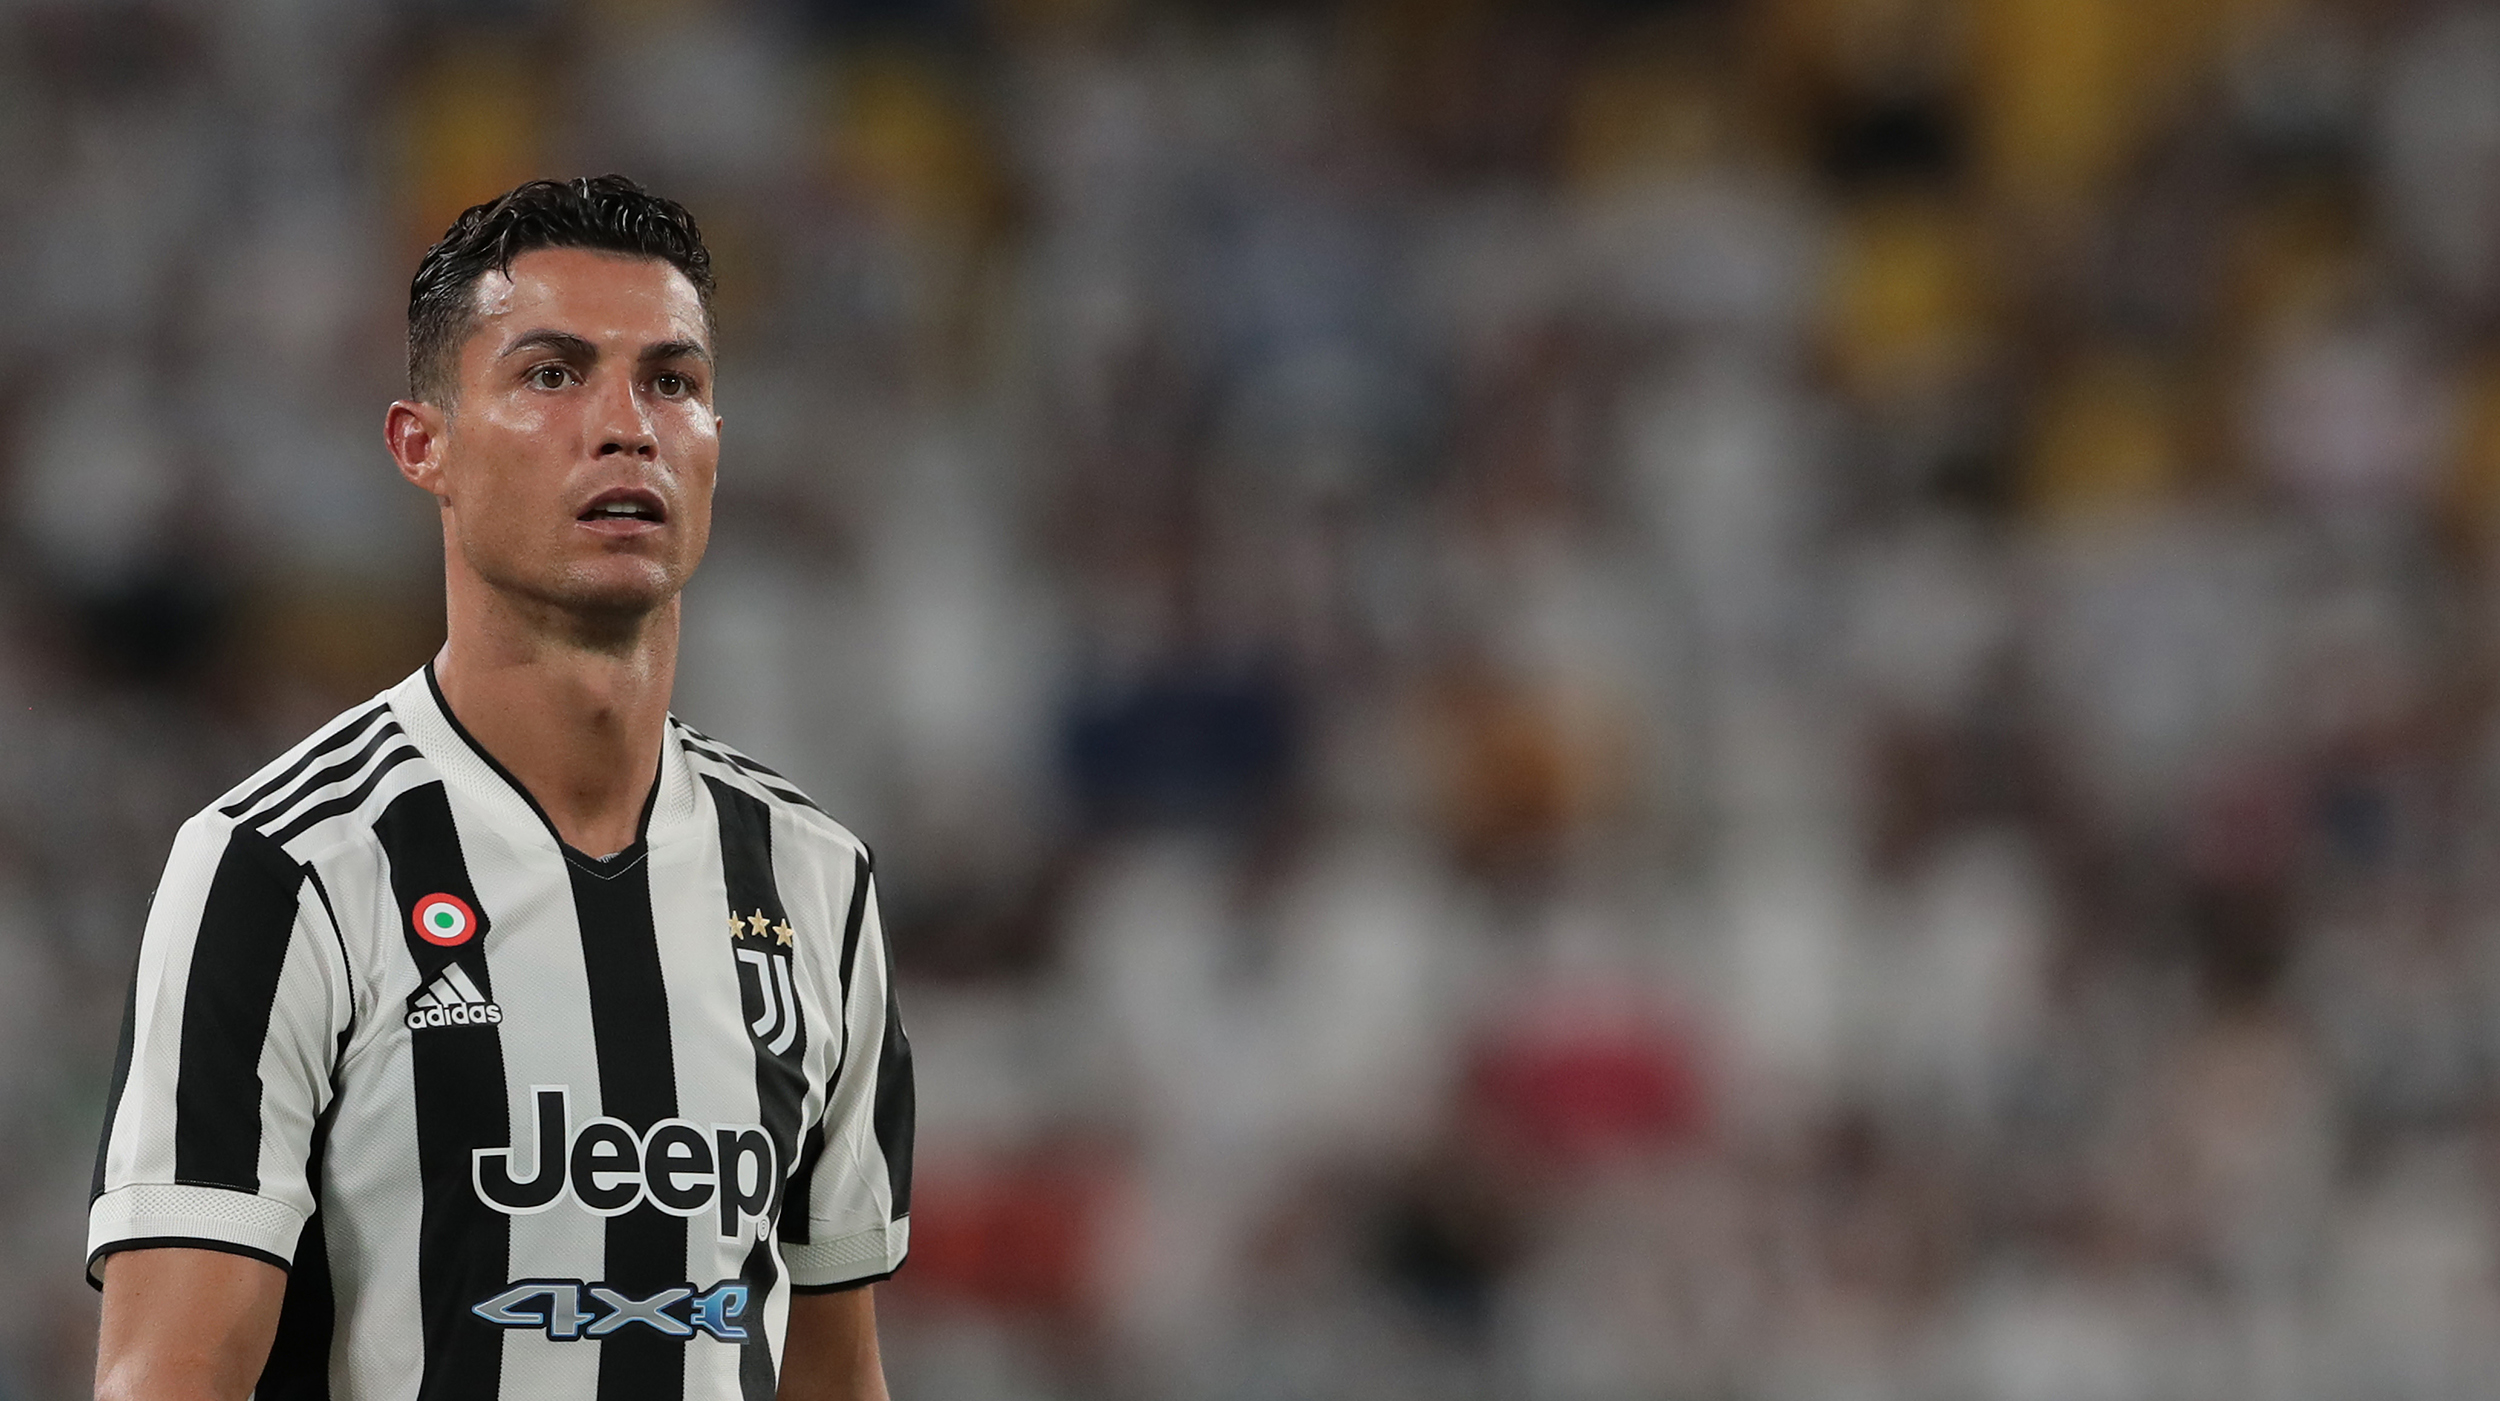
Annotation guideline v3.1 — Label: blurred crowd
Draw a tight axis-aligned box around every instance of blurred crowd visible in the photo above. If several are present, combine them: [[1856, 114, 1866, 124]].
[[10, 0, 2500, 1396]]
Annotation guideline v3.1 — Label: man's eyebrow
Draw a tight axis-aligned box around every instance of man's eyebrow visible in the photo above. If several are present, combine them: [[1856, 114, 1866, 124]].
[[498, 329, 598, 362], [641, 339, 712, 365]]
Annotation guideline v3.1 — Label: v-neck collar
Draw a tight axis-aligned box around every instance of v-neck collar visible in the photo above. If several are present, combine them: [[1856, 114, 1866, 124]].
[[418, 661, 669, 874]]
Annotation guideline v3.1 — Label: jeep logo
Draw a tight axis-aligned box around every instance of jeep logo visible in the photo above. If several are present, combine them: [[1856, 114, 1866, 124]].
[[472, 1086, 777, 1241]]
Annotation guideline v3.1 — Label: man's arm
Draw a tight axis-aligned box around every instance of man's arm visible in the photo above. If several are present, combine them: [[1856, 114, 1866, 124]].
[[778, 1285, 890, 1401], [94, 1248, 286, 1401]]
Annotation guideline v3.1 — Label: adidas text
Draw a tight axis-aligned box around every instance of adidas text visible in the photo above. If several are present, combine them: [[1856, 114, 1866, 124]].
[[406, 1002, 503, 1029]]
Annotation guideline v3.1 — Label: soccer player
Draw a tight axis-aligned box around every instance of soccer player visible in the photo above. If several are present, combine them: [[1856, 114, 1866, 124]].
[[86, 176, 912, 1401]]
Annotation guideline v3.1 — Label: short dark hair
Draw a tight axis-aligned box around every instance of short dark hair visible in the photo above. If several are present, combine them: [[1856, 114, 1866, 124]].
[[406, 175, 716, 405]]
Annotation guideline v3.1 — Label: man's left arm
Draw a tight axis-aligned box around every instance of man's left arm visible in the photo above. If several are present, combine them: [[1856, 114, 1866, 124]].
[[778, 850, 912, 1394], [778, 1286, 889, 1401]]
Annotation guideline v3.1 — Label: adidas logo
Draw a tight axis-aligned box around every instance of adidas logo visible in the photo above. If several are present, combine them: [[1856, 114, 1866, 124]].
[[405, 964, 504, 1030]]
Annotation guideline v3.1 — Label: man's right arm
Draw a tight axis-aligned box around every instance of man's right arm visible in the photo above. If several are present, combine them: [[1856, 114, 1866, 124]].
[[94, 1248, 287, 1401], [88, 812, 348, 1396]]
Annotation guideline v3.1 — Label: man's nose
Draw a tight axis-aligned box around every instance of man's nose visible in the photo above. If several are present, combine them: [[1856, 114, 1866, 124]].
[[594, 372, 658, 458]]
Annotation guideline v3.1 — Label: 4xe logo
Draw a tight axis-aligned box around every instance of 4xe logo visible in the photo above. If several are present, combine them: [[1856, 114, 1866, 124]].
[[472, 1087, 778, 1242], [474, 1279, 751, 1342]]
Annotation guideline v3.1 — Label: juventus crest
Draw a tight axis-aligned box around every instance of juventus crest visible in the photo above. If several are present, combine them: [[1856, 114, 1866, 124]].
[[728, 909, 802, 1054]]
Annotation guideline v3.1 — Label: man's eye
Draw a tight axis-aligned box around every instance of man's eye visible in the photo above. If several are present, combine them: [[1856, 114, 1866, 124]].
[[654, 373, 688, 397], [530, 365, 571, 390]]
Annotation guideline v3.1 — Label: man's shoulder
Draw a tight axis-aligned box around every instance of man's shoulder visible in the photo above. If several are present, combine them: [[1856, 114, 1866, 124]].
[[191, 681, 433, 860], [671, 719, 871, 869]]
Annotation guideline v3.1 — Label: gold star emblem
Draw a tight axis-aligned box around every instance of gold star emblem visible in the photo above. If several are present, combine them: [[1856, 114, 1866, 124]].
[[774, 920, 795, 946], [747, 910, 772, 939], [729, 914, 747, 941]]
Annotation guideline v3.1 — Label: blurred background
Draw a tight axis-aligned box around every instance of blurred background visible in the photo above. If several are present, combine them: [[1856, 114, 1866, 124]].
[[9, 0, 2500, 1396]]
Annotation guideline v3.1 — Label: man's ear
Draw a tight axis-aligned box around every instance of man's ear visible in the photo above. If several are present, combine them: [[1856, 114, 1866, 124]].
[[385, 399, 450, 501]]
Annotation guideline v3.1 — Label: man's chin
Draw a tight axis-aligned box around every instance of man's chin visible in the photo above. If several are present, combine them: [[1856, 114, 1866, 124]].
[[489, 563, 686, 633]]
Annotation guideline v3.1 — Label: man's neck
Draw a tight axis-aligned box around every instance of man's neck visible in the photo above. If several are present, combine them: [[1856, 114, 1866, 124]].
[[433, 577, 679, 858]]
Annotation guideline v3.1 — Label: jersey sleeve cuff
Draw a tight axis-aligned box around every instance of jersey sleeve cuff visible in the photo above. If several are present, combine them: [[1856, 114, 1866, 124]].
[[782, 1216, 908, 1291], [87, 1184, 307, 1288]]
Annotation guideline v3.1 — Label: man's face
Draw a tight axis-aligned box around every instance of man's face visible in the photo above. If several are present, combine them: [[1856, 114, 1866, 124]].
[[404, 248, 719, 623]]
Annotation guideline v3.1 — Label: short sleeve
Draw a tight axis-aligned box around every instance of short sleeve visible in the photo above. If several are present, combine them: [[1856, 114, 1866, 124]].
[[86, 813, 352, 1287], [780, 863, 913, 1291]]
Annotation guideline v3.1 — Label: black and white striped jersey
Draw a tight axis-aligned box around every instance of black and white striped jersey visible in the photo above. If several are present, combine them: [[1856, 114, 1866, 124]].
[[88, 665, 913, 1401]]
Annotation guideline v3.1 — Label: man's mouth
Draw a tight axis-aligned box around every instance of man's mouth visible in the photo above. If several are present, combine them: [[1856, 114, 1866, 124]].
[[578, 489, 667, 525]]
